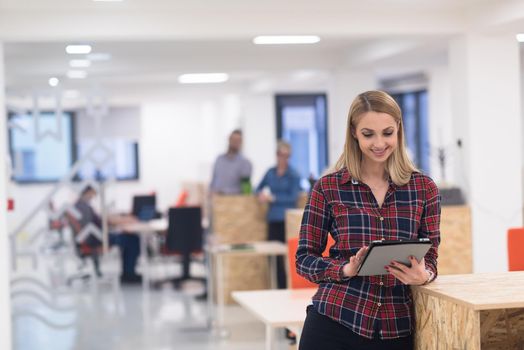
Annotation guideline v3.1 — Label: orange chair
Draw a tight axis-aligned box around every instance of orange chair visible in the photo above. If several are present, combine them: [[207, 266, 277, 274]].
[[287, 235, 335, 289], [508, 228, 524, 271]]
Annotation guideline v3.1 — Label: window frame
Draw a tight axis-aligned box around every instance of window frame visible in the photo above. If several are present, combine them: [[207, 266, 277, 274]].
[[8, 110, 77, 184], [390, 89, 430, 173], [275, 93, 329, 181]]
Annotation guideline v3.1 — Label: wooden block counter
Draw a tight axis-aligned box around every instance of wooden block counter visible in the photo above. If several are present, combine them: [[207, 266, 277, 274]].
[[412, 272, 524, 349], [211, 195, 269, 303], [285, 209, 305, 240], [439, 205, 473, 274]]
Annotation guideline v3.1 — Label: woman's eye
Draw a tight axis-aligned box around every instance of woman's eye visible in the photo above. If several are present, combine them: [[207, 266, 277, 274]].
[[383, 132, 393, 137], [362, 134, 373, 138]]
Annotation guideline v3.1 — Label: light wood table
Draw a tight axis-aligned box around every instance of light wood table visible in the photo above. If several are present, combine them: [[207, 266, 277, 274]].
[[232, 288, 316, 350], [412, 272, 524, 349], [207, 241, 288, 335]]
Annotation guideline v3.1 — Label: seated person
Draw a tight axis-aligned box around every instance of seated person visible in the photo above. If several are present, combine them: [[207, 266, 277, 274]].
[[74, 186, 142, 283]]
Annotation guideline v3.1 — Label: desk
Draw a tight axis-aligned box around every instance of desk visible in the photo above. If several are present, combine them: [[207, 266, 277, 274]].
[[412, 272, 524, 349], [120, 218, 168, 292], [232, 288, 316, 350], [207, 241, 288, 334]]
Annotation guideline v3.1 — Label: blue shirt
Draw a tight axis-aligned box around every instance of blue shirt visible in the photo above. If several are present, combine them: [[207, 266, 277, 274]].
[[256, 166, 302, 222]]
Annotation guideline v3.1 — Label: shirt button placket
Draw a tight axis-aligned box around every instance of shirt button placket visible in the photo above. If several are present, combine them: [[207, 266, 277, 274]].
[[378, 215, 385, 240]]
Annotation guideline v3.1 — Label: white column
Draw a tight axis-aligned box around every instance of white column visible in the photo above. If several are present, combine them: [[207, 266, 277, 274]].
[[0, 42, 13, 349], [328, 70, 376, 167], [242, 93, 276, 185], [427, 67, 454, 185], [449, 33, 522, 272]]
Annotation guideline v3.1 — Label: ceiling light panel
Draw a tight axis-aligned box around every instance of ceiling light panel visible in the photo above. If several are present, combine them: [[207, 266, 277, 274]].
[[66, 45, 92, 54], [253, 35, 321, 45], [69, 59, 91, 68], [87, 53, 112, 61], [178, 73, 229, 84]]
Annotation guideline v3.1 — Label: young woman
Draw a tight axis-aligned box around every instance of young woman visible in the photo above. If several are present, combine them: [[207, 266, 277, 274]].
[[296, 90, 441, 350]]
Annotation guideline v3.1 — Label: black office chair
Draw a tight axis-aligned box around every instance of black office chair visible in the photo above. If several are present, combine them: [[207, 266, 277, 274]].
[[162, 207, 206, 289]]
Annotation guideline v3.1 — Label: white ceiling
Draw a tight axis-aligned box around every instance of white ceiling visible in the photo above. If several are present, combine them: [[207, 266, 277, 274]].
[[0, 0, 483, 12], [2, 0, 522, 105]]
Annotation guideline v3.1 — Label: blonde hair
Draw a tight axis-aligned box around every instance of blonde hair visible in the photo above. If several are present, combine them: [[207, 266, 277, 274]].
[[277, 140, 291, 154], [335, 90, 418, 186]]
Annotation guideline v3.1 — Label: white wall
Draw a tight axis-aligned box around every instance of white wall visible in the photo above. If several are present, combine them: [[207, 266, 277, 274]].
[[449, 34, 523, 272], [76, 106, 140, 140], [328, 70, 377, 168], [242, 93, 276, 187]]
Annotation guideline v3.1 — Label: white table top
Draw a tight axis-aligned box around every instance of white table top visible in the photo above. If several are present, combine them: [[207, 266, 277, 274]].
[[120, 218, 168, 233], [208, 241, 288, 256], [231, 288, 316, 327]]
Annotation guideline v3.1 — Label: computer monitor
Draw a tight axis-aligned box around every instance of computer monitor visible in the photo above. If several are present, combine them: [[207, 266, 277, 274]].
[[132, 195, 157, 221]]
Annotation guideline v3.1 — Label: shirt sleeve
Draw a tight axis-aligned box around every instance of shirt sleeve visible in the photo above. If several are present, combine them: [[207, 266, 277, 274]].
[[240, 158, 252, 179], [418, 177, 441, 282], [295, 180, 348, 283], [209, 158, 219, 192], [255, 170, 269, 193]]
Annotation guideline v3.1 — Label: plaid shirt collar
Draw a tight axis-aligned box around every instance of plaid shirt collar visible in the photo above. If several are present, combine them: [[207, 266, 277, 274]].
[[339, 167, 398, 190]]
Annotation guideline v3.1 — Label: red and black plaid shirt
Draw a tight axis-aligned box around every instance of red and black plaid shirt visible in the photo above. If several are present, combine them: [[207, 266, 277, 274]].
[[296, 168, 440, 339]]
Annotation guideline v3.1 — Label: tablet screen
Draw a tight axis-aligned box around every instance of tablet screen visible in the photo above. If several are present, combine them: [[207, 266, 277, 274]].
[[357, 239, 431, 276]]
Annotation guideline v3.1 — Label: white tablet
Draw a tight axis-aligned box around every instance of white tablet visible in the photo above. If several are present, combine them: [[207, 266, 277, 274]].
[[356, 238, 432, 276]]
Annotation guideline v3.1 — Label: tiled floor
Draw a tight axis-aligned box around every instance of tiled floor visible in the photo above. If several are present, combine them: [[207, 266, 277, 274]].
[[11, 251, 293, 350]]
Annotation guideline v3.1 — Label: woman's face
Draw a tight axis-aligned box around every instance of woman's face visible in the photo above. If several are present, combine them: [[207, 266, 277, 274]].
[[352, 111, 399, 165], [277, 147, 290, 168]]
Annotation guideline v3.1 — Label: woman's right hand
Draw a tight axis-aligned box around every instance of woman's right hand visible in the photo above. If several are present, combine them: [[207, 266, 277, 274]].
[[342, 246, 368, 278]]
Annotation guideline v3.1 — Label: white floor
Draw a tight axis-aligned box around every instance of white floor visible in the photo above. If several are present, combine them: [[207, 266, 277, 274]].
[[11, 247, 294, 350]]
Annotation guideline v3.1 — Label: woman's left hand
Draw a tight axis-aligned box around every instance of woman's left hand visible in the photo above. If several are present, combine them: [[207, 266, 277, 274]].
[[386, 256, 429, 285]]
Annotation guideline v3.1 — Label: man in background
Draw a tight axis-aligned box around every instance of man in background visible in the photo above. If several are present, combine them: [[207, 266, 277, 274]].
[[210, 129, 252, 194], [74, 186, 142, 283]]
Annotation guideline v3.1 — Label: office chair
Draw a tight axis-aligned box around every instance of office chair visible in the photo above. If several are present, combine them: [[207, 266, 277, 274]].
[[508, 228, 524, 271], [65, 212, 103, 281], [287, 235, 335, 289], [162, 207, 206, 289]]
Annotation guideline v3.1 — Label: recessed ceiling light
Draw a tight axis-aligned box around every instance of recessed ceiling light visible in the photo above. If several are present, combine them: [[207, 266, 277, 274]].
[[66, 44, 92, 55], [48, 77, 59, 87], [87, 53, 112, 61], [517, 34, 524, 42], [69, 59, 91, 68], [67, 70, 88, 79], [253, 35, 321, 45], [178, 73, 229, 84]]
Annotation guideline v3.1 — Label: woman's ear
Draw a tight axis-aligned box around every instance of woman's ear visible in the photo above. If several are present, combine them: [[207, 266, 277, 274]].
[[350, 126, 356, 139]]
